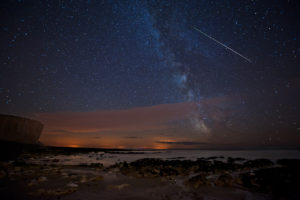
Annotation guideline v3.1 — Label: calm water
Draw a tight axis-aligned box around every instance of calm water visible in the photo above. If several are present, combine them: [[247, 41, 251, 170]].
[[27, 149, 300, 167]]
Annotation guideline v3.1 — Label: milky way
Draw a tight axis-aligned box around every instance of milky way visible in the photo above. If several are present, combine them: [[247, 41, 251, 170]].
[[0, 0, 299, 148]]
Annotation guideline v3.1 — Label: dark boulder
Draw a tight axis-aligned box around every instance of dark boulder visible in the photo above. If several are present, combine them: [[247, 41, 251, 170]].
[[185, 174, 209, 189], [238, 167, 300, 199], [277, 159, 300, 168], [243, 159, 273, 168], [215, 174, 234, 186]]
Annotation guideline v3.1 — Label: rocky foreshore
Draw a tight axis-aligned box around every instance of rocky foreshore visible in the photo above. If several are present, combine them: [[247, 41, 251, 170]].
[[0, 150, 300, 200], [109, 157, 299, 196]]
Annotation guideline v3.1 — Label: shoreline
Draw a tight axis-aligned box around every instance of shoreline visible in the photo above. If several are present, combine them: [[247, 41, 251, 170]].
[[0, 147, 300, 200], [39, 145, 300, 151]]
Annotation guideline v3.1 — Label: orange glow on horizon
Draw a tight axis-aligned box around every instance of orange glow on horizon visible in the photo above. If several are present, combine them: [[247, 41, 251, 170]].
[[37, 98, 293, 149], [67, 144, 80, 148], [35, 101, 214, 149]]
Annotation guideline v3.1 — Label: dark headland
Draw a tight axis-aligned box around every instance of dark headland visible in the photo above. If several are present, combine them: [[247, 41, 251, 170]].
[[0, 114, 43, 160]]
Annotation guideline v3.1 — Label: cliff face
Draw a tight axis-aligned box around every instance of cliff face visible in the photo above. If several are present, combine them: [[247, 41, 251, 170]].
[[0, 115, 43, 144]]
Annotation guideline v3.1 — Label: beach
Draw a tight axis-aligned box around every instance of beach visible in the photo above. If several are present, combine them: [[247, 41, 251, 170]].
[[1, 147, 300, 200]]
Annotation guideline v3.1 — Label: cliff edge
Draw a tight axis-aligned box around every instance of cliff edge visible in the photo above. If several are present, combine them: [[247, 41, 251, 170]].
[[0, 114, 43, 144]]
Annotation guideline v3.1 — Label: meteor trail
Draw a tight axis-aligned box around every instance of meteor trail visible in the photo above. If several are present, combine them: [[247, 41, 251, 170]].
[[193, 26, 252, 63]]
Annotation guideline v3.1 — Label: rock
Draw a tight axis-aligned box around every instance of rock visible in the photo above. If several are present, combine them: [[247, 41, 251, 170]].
[[80, 176, 88, 183], [107, 183, 130, 190], [238, 172, 256, 188], [277, 159, 300, 168], [194, 159, 212, 173], [29, 188, 77, 196], [116, 158, 199, 178], [94, 175, 103, 181], [89, 175, 103, 182], [243, 159, 273, 168], [159, 167, 179, 177], [67, 182, 79, 188], [239, 166, 300, 197], [90, 163, 103, 168], [234, 176, 243, 185], [227, 157, 246, 163], [34, 188, 46, 196], [68, 172, 78, 178], [28, 179, 37, 187], [0, 170, 6, 179], [12, 160, 27, 166], [211, 160, 230, 172], [185, 174, 209, 189], [13, 167, 21, 172], [206, 156, 219, 160], [215, 174, 234, 186], [61, 172, 69, 177], [55, 188, 78, 195], [38, 176, 47, 182]]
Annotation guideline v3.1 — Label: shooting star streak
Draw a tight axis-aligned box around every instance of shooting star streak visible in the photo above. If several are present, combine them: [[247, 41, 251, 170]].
[[193, 26, 252, 63]]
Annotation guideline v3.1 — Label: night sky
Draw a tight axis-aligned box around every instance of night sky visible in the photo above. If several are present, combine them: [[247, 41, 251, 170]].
[[1, 0, 299, 149]]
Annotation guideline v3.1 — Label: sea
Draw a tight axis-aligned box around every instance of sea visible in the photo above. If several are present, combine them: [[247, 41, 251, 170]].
[[26, 149, 300, 167]]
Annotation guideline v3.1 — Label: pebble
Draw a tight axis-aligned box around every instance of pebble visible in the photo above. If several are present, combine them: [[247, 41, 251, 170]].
[[80, 176, 88, 183], [107, 183, 130, 190], [28, 179, 37, 187], [67, 182, 79, 188], [0, 170, 6, 179], [38, 176, 48, 182]]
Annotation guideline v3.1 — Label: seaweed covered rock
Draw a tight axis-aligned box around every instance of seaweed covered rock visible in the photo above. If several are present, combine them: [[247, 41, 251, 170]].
[[193, 158, 212, 173], [243, 159, 273, 168], [116, 158, 195, 178], [227, 157, 246, 163], [238, 166, 300, 198], [277, 159, 300, 168], [215, 174, 234, 186], [185, 174, 209, 188]]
